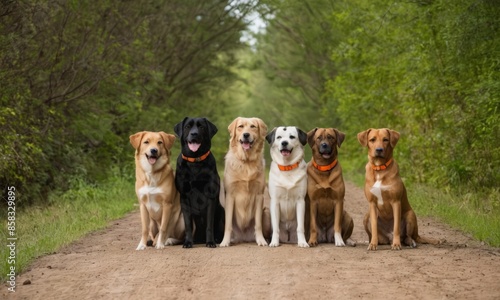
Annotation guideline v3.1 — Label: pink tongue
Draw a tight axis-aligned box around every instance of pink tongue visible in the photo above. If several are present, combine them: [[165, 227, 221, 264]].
[[188, 142, 201, 152], [148, 157, 157, 165], [281, 150, 291, 157], [322, 154, 331, 159], [242, 142, 251, 150]]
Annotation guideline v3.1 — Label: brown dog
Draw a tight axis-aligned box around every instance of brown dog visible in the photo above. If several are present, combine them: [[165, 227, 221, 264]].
[[306, 128, 355, 247], [357, 128, 440, 250], [130, 131, 185, 250], [219, 117, 271, 246]]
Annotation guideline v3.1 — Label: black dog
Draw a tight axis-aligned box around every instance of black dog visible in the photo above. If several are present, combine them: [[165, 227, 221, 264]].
[[174, 117, 224, 248]]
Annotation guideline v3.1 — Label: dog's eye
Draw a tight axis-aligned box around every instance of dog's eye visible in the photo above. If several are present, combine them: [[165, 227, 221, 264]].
[[277, 136, 282, 139], [383, 138, 389, 142], [369, 138, 376, 143], [250, 125, 256, 128], [158, 141, 163, 145], [290, 135, 296, 139], [238, 125, 244, 128], [143, 140, 149, 144]]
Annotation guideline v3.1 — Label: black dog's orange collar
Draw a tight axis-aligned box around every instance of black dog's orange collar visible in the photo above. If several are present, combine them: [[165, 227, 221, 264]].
[[312, 159, 338, 172], [277, 161, 300, 171], [371, 158, 393, 171], [182, 151, 211, 163]]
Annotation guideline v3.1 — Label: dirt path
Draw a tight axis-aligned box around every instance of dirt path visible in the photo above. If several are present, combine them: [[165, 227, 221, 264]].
[[4, 182, 500, 299]]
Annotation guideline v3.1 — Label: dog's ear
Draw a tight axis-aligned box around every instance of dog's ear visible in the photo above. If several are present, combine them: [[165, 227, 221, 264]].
[[357, 129, 371, 147], [334, 129, 346, 148], [255, 118, 268, 138], [130, 132, 146, 150], [228, 117, 239, 135], [307, 128, 318, 148], [297, 128, 308, 146], [388, 129, 400, 148], [266, 127, 277, 144], [159, 131, 176, 150], [174, 117, 188, 138], [204, 118, 218, 139]]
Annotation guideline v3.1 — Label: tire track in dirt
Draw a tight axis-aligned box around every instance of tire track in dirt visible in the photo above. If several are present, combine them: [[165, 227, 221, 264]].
[[3, 181, 500, 299]]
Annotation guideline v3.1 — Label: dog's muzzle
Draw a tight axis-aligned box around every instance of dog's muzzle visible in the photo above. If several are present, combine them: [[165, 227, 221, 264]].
[[146, 148, 160, 165], [319, 143, 332, 159], [240, 133, 254, 151], [280, 141, 292, 157], [375, 147, 384, 158]]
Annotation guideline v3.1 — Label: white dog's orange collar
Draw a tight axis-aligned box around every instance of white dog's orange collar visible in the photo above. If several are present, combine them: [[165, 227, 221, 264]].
[[182, 151, 211, 163], [277, 161, 300, 171], [371, 158, 393, 171], [312, 159, 338, 172]]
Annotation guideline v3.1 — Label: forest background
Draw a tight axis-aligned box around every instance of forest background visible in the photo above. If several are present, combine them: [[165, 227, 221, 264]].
[[1, 0, 499, 278]]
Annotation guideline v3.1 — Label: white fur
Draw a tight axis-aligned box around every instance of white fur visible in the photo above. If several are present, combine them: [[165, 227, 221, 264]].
[[268, 127, 309, 248], [334, 231, 345, 247]]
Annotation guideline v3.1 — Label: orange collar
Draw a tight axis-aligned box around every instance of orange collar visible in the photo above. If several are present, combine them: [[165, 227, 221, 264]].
[[182, 150, 211, 163], [371, 158, 393, 171], [277, 161, 300, 171], [312, 159, 338, 172]]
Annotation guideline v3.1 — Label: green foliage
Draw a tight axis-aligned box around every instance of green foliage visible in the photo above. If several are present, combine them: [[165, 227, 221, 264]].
[[0, 0, 253, 205]]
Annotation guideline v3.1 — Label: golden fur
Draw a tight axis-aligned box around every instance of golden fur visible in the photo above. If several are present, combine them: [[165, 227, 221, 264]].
[[219, 117, 271, 246]]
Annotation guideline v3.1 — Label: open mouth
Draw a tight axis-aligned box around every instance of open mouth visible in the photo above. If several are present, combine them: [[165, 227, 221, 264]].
[[280, 149, 292, 157], [240, 140, 253, 151], [188, 142, 201, 152], [320, 150, 332, 159], [145, 154, 158, 165]]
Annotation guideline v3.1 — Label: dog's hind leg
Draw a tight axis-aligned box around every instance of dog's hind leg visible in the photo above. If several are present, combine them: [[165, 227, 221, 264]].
[[181, 204, 194, 248]]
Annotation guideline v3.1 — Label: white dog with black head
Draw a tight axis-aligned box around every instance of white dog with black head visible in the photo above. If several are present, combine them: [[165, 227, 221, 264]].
[[266, 126, 309, 248]]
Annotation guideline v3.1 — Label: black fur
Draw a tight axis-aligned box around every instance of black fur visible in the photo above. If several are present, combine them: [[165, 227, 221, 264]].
[[174, 117, 224, 248]]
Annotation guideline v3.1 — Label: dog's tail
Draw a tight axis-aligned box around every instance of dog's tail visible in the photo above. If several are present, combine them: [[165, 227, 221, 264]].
[[416, 235, 443, 245]]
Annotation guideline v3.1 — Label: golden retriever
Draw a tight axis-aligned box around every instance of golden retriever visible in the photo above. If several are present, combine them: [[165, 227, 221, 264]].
[[219, 117, 271, 246]]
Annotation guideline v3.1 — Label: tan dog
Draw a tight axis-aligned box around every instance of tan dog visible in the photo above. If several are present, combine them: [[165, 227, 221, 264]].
[[306, 128, 355, 247], [130, 131, 185, 250], [357, 128, 440, 250], [219, 117, 271, 247]]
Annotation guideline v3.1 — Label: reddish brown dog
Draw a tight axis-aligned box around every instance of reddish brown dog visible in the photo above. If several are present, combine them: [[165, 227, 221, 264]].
[[306, 128, 355, 247], [357, 128, 440, 250]]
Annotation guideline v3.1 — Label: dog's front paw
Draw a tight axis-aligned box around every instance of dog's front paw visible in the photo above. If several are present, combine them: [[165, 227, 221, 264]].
[[256, 237, 268, 247], [298, 241, 310, 248], [367, 243, 377, 251], [308, 238, 318, 247], [155, 242, 165, 250], [219, 238, 231, 247], [345, 238, 357, 247], [391, 243, 402, 250], [206, 241, 217, 248], [183, 241, 193, 248], [334, 232, 345, 247], [136, 243, 147, 250], [269, 238, 280, 247]]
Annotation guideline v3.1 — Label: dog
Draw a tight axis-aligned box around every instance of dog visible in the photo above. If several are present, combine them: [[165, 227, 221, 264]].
[[129, 131, 185, 250], [357, 128, 440, 250], [306, 127, 356, 247], [174, 117, 224, 248], [266, 126, 309, 247], [219, 117, 271, 247]]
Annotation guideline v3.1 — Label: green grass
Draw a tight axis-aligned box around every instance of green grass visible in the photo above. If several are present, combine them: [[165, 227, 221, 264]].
[[0, 176, 136, 282], [407, 183, 500, 247]]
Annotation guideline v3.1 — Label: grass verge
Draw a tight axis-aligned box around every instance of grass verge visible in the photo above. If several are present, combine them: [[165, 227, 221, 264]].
[[1, 176, 136, 282]]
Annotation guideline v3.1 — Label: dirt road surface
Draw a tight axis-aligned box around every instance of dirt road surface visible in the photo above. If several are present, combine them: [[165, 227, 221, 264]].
[[4, 181, 500, 299]]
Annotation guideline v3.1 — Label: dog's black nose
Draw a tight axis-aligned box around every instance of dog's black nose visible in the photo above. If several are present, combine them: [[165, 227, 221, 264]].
[[150, 148, 158, 155], [281, 141, 288, 147], [375, 148, 383, 153], [243, 133, 250, 139], [321, 143, 328, 149]]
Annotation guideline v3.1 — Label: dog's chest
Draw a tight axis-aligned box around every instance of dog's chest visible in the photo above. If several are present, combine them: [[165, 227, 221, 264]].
[[369, 175, 391, 206], [138, 185, 163, 213]]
